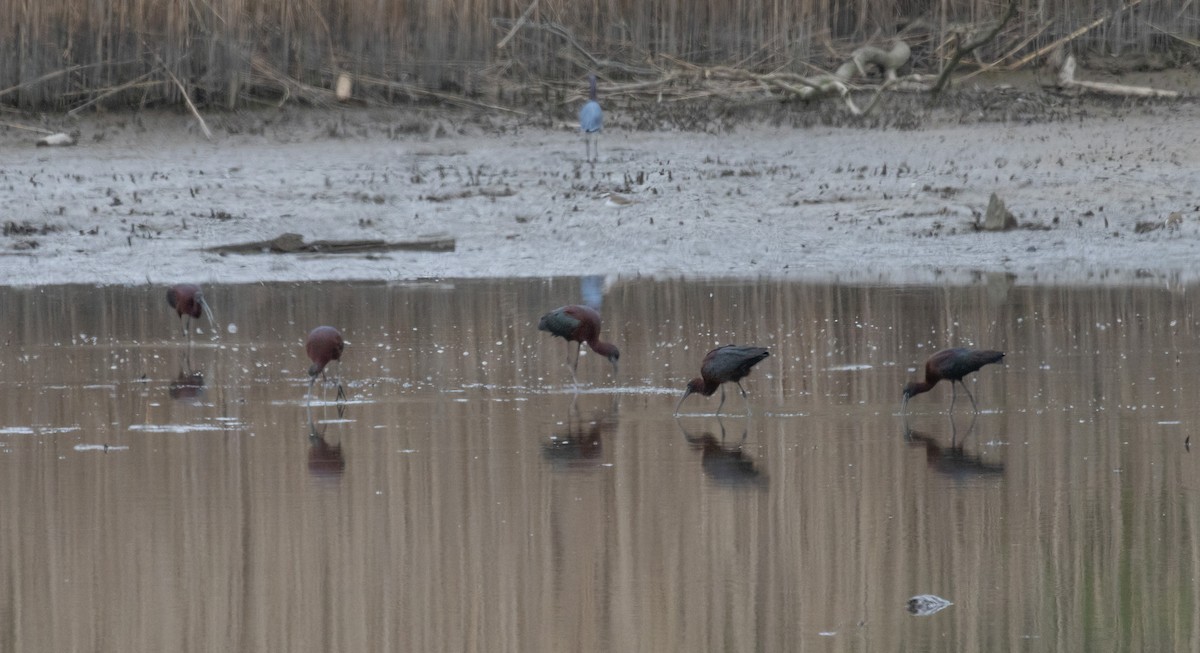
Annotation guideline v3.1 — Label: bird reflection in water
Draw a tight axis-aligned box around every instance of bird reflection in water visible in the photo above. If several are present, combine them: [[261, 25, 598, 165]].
[[306, 403, 346, 480], [541, 396, 616, 470], [903, 416, 1004, 481], [677, 417, 766, 488], [168, 353, 205, 402]]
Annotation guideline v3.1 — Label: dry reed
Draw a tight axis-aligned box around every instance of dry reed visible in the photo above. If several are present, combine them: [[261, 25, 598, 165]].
[[0, 0, 1194, 111]]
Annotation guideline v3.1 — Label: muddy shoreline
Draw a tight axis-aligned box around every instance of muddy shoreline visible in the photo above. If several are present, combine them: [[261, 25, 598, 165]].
[[3, 78, 1199, 288]]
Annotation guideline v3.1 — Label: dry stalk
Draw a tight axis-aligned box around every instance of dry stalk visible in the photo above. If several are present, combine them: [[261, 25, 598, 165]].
[[153, 53, 213, 140], [1006, 0, 1147, 70], [931, 0, 1020, 97]]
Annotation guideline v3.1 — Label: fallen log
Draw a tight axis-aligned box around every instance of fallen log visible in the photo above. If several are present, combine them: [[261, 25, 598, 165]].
[[206, 233, 456, 255], [1053, 54, 1180, 98]]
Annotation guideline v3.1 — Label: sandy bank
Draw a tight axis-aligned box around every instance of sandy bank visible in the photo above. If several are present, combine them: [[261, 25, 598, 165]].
[[3, 91, 1199, 288]]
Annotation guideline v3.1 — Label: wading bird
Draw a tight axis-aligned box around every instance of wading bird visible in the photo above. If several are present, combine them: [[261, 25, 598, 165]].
[[538, 304, 620, 380], [675, 345, 770, 416], [901, 347, 1004, 414], [580, 74, 602, 162], [167, 284, 216, 342], [306, 326, 346, 403]]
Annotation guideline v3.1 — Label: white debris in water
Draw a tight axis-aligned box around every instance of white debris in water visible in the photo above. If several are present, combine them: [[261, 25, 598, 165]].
[[227, 323, 238, 334], [0, 426, 83, 436], [0, 427, 35, 435], [74, 444, 129, 452], [128, 423, 228, 433]]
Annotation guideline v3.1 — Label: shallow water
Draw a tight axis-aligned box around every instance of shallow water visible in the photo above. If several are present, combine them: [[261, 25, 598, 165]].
[[2, 277, 1199, 651]]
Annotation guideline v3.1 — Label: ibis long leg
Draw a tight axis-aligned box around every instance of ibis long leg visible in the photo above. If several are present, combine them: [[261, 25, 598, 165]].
[[960, 380, 979, 413], [735, 381, 753, 416]]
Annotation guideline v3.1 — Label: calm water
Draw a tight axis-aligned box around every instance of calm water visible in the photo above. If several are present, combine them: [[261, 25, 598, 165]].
[[2, 277, 1199, 652]]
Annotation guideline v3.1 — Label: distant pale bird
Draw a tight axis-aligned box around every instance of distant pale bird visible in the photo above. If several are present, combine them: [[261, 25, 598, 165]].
[[580, 74, 603, 162]]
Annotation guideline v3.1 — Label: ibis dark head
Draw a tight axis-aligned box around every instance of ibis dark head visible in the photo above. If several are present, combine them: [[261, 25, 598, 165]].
[[901, 380, 929, 401], [674, 377, 717, 415], [901, 381, 923, 413], [588, 73, 598, 101], [593, 341, 620, 374]]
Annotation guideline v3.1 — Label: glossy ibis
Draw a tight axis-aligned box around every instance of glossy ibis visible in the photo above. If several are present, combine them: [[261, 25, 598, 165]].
[[166, 283, 215, 340], [306, 326, 346, 403], [580, 74, 602, 162], [675, 345, 770, 416], [901, 347, 1004, 414], [538, 304, 620, 380]]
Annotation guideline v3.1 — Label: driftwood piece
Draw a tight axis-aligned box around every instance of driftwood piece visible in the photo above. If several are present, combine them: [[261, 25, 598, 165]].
[[685, 41, 910, 115], [493, 12, 916, 115], [206, 233, 456, 255], [36, 131, 79, 147], [1053, 54, 1179, 98], [423, 186, 517, 202], [835, 42, 911, 81]]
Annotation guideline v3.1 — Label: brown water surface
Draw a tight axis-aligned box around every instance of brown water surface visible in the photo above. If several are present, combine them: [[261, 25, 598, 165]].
[[1, 278, 1199, 652]]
